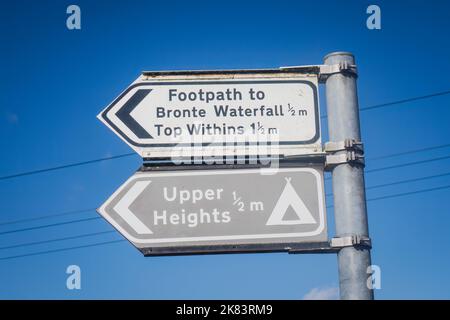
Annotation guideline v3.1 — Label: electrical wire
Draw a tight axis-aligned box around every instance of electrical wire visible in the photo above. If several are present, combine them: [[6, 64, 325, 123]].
[[1, 143, 448, 182], [367, 184, 450, 202], [325, 171, 450, 197], [0, 216, 102, 236], [360, 90, 450, 112], [1, 152, 449, 230], [320, 89, 450, 119], [324, 154, 450, 181], [0, 153, 135, 181], [1, 183, 450, 261], [366, 155, 450, 174], [0, 208, 96, 227], [367, 143, 450, 161], [0, 90, 449, 181], [0, 230, 115, 251], [0, 239, 126, 261], [326, 184, 450, 208]]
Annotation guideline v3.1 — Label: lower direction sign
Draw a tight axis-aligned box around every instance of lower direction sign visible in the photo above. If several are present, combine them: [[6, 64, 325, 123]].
[[98, 167, 327, 255]]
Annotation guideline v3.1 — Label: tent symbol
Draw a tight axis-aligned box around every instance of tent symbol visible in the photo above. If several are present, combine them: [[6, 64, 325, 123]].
[[266, 177, 316, 226]]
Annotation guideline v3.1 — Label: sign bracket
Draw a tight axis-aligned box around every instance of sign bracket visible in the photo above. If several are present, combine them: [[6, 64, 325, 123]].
[[289, 235, 372, 254], [141, 241, 336, 256], [330, 235, 372, 250], [139, 235, 373, 256], [138, 139, 366, 170], [141, 153, 327, 168], [324, 139, 365, 170], [324, 139, 364, 154], [279, 62, 358, 83]]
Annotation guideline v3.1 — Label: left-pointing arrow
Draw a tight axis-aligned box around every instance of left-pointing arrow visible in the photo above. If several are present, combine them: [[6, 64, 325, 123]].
[[113, 180, 153, 234], [116, 89, 153, 139]]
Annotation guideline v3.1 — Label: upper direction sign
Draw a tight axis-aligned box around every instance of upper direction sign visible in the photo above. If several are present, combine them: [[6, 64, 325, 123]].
[[97, 167, 327, 255], [98, 70, 321, 158]]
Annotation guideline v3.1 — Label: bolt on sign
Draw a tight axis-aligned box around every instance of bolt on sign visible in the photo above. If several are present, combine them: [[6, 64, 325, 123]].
[[97, 70, 321, 158], [97, 167, 327, 255]]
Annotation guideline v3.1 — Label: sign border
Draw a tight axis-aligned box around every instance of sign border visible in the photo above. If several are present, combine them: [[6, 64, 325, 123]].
[[97, 167, 326, 245], [99, 80, 320, 148]]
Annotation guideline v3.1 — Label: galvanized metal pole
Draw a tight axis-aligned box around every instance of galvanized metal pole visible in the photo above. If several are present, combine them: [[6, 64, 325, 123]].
[[324, 52, 374, 300]]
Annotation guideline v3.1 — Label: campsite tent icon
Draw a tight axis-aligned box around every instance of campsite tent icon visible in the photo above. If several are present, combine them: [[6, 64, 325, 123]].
[[266, 177, 317, 226]]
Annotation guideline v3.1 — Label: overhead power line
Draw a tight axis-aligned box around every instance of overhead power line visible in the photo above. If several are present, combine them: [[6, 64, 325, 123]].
[[1, 153, 450, 230], [2, 182, 450, 261], [366, 172, 450, 189], [326, 171, 450, 197], [366, 155, 450, 174], [0, 153, 135, 181], [0, 216, 102, 236], [0, 239, 125, 261], [367, 143, 450, 161], [0, 90, 449, 182], [1, 143, 449, 183], [321, 89, 450, 119], [326, 184, 450, 209], [366, 184, 450, 202], [0, 208, 96, 227], [0, 230, 115, 251], [359, 90, 450, 112], [325, 154, 450, 181]]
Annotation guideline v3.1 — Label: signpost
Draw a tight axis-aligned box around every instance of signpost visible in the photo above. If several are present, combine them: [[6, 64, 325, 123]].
[[97, 54, 373, 299], [323, 52, 373, 299], [97, 73, 321, 158], [98, 167, 327, 255]]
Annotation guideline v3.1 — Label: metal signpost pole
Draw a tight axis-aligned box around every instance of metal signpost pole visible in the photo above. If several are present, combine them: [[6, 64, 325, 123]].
[[323, 52, 374, 300], [98, 57, 374, 299]]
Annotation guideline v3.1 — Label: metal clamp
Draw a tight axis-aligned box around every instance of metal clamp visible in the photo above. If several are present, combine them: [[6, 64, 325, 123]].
[[325, 152, 365, 169], [324, 139, 365, 170], [279, 62, 357, 82], [330, 235, 372, 249], [325, 139, 364, 154], [319, 62, 358, 82]]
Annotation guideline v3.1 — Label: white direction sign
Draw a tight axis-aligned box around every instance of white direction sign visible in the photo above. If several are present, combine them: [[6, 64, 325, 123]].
[[98, 72, 320, 158], [97, 167, 327, 255]]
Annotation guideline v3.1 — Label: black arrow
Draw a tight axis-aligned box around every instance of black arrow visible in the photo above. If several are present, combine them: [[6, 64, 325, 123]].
[[116, 89, 153, 139]]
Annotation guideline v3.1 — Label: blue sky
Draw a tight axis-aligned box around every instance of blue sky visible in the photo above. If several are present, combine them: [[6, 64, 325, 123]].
[[1, 0, 450, 299]]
